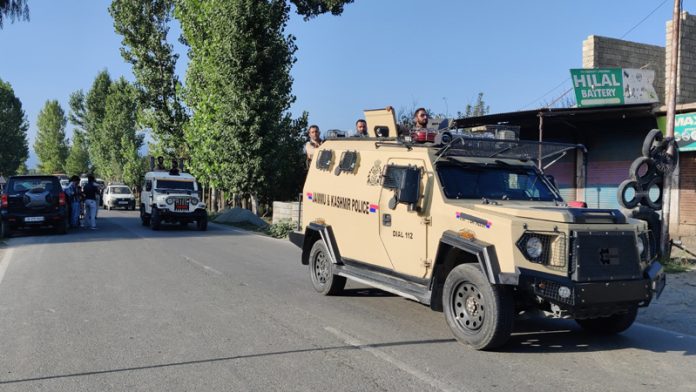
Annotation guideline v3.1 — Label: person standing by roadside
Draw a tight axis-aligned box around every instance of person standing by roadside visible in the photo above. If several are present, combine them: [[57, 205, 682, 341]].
[[305, 125, 322, 168], [65, 175, 82, 228], [83, 175, 99, 230]]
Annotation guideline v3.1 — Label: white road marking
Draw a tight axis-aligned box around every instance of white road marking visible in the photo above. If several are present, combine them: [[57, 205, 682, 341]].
[[324, 326, 463, 392], [183, 256, 223, 275], [0, 248, 14, 286]]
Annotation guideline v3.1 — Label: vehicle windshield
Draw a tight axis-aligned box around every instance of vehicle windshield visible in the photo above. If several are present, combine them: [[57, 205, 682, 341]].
[[111, 186, 131, 194], [155, 180, 195, 191], [437, 163, 561, 201]]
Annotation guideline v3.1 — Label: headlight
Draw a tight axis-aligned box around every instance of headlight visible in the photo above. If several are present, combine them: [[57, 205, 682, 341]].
[[165, 197, 173, 205], [525, 237, 543, 259], [191, 197, 199, 205]]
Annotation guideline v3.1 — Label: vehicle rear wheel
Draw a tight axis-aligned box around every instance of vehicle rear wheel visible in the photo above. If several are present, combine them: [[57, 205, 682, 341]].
[[196, 214, 208, 231], [443, 264, 514, 350], [55, 216, 68, 235], [308, 240, 346, 295], [0, 219, 9, 238], [575, 307, 638, 334], [150, 207, 161, 230]]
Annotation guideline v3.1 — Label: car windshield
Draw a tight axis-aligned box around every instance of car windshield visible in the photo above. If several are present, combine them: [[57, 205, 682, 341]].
[[155, 180, 195, 191], [111, 186, 131, 194], [437, 163, 561, 201]]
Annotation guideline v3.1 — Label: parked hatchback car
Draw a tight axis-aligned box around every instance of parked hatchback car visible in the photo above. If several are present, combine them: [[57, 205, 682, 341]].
[[0, 175, 69, 237], [103, 184, 136, 210]]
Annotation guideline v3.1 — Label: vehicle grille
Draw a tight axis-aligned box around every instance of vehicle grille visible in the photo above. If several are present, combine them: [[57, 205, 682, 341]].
[[570, 231, 641, 282], [173, 197, 189, 211]]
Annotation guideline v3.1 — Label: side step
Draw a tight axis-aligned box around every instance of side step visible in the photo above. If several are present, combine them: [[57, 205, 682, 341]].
[[334, 263, 432, 305]]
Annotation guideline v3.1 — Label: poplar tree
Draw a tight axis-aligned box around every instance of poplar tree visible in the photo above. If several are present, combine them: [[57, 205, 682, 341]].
[[34, 100, 68, 174], [64, 130, 90, 176], [0, 78, 29, 176], [0, 0, 29, 28]]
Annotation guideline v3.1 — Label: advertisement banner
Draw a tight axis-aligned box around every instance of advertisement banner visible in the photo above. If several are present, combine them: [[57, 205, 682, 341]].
[[657, 111, 696, 152], [570, 68, 658, 107]]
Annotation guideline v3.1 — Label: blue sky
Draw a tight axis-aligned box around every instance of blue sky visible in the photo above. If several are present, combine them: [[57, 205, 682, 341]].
[[0, 0, 690, 168]]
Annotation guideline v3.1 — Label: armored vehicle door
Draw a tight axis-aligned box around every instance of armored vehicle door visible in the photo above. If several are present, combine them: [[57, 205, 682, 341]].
[[378, 159, 429, 277]]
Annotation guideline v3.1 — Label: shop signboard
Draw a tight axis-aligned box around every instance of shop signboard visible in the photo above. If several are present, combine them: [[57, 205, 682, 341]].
[[657, 111, 696, 152], [570, 68, 658, 107]]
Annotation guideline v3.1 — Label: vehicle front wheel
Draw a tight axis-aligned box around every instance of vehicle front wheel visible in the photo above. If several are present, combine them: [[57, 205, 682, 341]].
[[308, 240, 346, 295], [196, 214, 207, 231], [150, 207, 161, 230], [575, 307, 638, 334], [140, 205, 150, 226], [443, 264, 514, 350]]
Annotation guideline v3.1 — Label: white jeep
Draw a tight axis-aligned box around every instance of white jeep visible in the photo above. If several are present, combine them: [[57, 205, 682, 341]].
[[139, 171, 207, 231]]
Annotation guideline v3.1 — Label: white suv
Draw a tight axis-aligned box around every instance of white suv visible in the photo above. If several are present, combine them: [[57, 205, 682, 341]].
[[140, 171, 207, 230], [103, 184, 136, 210]]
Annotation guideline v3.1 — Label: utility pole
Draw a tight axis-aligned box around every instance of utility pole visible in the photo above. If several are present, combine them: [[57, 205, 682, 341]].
[[661, 0, 682, 257]]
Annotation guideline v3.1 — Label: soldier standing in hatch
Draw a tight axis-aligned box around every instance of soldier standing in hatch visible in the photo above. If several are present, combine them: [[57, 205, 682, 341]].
[[305, 125, 322, 168], [413, 107, 429, 131], [355, 119, 368, 137]]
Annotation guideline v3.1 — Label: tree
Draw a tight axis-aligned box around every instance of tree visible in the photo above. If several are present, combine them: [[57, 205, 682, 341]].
[[80, 70, 112, 176], [458, 92, 490, 118], [99, 77, 143, 181], [289, 0, 353, 19], [121, 134, 146, 192], [64, 129, 90, 176], [177, 0, 303, 209], [0, 78, 29, 177], [110, 0, 188, 155], [0, 0, 29, 28], [34, 100, 68, 174]]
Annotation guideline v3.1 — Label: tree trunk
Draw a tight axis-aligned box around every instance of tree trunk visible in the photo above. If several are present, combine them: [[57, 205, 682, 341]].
[[211, 186, 218, 213], [250, 194, 258, 215]]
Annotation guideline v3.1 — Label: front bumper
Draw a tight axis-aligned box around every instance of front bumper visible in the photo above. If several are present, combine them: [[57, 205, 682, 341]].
[[157, 208, 206, 221], [520, 260, 665, 318]]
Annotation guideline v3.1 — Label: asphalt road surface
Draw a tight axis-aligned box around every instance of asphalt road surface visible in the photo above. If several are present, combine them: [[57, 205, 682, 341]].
[[0, 210, 695, 392]]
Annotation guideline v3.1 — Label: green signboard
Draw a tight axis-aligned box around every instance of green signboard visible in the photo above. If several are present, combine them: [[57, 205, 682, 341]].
[[570, 68, 658, 107], [657, 111, 696, 152]]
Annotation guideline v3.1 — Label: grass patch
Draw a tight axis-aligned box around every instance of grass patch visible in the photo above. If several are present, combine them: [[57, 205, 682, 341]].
[[662, 257, 695, 273], [208, 213, 296, 239]]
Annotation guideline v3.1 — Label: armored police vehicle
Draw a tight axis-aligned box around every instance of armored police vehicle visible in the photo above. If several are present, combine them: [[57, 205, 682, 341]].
[[290, 107, 665, 350]]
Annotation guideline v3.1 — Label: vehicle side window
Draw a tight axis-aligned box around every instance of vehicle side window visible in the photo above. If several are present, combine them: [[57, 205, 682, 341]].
[[382, 165, 407, 189], [145, 180, 152, 192]]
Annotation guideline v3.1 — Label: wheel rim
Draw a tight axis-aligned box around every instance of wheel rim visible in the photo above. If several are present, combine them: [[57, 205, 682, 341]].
[[451, 282, 485, 331], [312, 249, 330, 286]]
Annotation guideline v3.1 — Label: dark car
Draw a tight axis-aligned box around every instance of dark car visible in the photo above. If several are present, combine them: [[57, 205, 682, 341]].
[[0, 175, 69, 237]]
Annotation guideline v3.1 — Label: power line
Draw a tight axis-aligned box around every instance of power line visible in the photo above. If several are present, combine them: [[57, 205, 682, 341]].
[[519, 0, 669, 110]]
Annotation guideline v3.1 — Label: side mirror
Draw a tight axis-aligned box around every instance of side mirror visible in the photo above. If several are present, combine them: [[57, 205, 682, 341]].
[[397, 167, 421, 207]]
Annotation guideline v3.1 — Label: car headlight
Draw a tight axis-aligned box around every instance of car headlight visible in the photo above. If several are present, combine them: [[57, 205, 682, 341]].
[[191, 197, 199, 205], [165, 197, 173, 205], [525, 237, 543, 259]]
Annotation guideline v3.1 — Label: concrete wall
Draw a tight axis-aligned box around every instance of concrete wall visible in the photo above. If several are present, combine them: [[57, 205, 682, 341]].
[[582, 35, 665, 104], [667, 12, 696, 104]]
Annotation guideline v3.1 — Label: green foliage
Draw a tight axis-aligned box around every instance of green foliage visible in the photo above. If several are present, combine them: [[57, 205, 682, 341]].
[[100, 77, 143, 181], [177, 0, 305, 205], [0, 0, 29, 28], [82, 70, 113, 177], [121, 134, 147, 191], [64, 130, 90, 176], [0, 78, 29, 176], [34, 100, 68, 174], [265, 219, 296, 238], [458, 92, 490, 118], [290, 0, 353, 19], [110, 0, 188, 155]]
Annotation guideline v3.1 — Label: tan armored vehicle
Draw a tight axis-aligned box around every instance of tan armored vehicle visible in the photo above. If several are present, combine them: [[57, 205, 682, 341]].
[[290, 107, 666, 350]]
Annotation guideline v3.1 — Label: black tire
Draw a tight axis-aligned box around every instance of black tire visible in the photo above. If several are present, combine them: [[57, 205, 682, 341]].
[[575, 307, 638, 334], [642, 129, 663, 158], [308, 240, 346, 295], [441, 131, 452, 144], [150, 207, 161, 230], [196, 214, 208, 231], [642, 176, 663, 210], [617, 179, 641, 209], [443, 264, 514, 350], [140, 204, 150, 226], [55, 216, 68, 235], [628, 156, 657, 184], [0, 219, 9, 239]]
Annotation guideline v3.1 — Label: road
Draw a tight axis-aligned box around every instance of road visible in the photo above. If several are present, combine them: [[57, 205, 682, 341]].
[[0, 210, 694, 392]]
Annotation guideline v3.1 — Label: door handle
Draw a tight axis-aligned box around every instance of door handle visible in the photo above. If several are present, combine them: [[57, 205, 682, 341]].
[[382, 213, 391, 227]]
